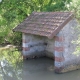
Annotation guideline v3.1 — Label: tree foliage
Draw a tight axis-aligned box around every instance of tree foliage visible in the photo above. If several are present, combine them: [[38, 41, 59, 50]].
[[0, 0, 71, 45], [66, 0, 80, 22]]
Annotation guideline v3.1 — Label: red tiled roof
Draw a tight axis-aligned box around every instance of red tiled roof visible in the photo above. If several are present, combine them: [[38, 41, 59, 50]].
[[13, 12, 73, 39]]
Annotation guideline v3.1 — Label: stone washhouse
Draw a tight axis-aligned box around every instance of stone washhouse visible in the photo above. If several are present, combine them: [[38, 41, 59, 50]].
[[13, 12, 80, 73]]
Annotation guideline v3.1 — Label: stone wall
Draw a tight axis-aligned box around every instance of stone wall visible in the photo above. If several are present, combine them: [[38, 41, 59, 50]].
[[54, 32, 65, 73], [22, 34, 46, 59], [45, 38, 54, 59], [54, 19, 80, 73], [22, 34, 55, 59]]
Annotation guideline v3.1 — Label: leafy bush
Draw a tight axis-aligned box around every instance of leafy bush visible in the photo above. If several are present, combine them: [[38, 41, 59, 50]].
[[8, 32, 22, 46]]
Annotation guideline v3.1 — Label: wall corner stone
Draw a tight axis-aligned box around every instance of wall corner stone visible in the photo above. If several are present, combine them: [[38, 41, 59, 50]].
[[54, 32, 65, 73]]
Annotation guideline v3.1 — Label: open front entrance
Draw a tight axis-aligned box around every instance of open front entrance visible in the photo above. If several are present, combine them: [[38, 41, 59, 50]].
[[22, 33, 65, 73], [22, 34, 54, 59]]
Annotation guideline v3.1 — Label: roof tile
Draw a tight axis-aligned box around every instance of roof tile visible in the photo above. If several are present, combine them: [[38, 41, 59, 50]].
[[13, 12, 73, 39]]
